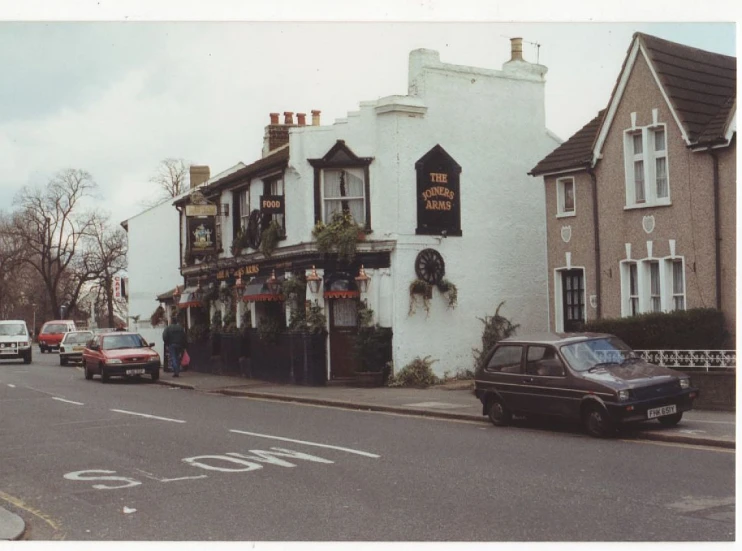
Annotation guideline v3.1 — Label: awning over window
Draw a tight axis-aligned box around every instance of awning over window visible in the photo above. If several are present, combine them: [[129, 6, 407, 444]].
[[323, 272, 360, 299], [177, 287, 203, 309], [242, 275, 285, 302]]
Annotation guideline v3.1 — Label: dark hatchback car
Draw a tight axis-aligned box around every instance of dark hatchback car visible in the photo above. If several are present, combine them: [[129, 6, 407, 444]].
[[474, 332, 699, 437]]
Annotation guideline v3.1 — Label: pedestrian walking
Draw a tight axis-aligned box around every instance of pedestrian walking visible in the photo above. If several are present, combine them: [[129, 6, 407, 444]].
[[162, 318, 187, 377]]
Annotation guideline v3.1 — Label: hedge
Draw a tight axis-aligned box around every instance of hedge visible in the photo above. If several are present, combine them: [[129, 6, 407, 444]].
[[582, 308, 729, 350]]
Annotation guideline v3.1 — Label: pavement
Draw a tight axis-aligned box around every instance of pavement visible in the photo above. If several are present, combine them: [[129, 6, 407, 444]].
[[1, 369, 735, 541]]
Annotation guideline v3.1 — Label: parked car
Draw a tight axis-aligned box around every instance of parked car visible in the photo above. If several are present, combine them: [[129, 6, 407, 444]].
[[59, 330, 94, 366], [38, 320, 77, 353], [0, 320, 33, 364], [474, 332, 699, 438], [82, 332, 160, 382]]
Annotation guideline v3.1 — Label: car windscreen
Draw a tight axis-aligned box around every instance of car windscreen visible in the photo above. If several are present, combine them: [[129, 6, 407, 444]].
[[64, 332, 94, 345], [0, 324, 26, 336], [101, 334, 148, 350], [42, 324, 68, 334], [560, 337, 637, 372]]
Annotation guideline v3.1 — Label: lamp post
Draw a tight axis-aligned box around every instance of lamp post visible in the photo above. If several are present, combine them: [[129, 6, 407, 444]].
[[355, 265, 371, 294], [306, 266, 322, 295], [266, 270, 281, 296]]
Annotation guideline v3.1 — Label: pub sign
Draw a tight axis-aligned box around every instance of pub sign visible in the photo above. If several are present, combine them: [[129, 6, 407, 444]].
[[260, 195, 285, 215], [188, 217, 217, 255], [415, 144, 462, 236]]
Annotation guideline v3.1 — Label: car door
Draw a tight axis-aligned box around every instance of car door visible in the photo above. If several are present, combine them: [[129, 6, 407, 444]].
[[521, 345, 573, 417], [86, 336, 102, 372], [482, 344, 526, 412]]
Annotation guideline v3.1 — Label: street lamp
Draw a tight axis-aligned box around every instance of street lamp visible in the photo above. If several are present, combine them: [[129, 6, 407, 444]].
[[355, 265, 371, 294], [266, 270, 281, 295], [306, 266, 322, 295]]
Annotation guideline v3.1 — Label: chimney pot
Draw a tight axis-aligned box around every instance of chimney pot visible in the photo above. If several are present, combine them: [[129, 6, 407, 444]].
[[283, 111, 294, 125], [510, 37, 524, 61], [297, 113, 306, 126], [269, 112, 279, 124], [311, 110, 321, 126]]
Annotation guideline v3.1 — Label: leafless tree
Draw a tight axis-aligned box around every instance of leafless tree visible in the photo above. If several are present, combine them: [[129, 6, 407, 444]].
[[85, 214, 128, 327], [141, 158, 191, 208]]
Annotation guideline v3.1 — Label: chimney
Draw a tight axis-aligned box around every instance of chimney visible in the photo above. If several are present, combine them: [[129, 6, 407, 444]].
[[510, 37, 524, 61], [263, 111, 297, 156], [311, 110, 321, 126], [283, 111, 294, 125], [297, 113, 306, 126], [189, 165, 210, 189], [269, 112, 280, 124]]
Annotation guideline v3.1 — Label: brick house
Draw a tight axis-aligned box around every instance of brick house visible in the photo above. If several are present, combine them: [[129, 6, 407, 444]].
[[529, 33, 736, 342]]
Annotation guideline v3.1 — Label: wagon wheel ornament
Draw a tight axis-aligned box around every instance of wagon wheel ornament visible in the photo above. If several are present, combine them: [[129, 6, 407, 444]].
[[415, 248, 445, 285], [246, 209, 264, 249]]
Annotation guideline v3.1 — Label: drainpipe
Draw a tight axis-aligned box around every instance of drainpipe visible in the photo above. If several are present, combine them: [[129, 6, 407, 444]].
[[709, 148, 722, 310], [587, 166, 602, 320]]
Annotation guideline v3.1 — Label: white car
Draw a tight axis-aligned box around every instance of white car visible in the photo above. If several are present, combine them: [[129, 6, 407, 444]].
[[0, 320, 33, 364], [59, 330, 94, 366]]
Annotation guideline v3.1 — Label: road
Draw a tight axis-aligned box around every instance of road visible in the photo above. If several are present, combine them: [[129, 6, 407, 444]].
[[0, 349, 735, 541]]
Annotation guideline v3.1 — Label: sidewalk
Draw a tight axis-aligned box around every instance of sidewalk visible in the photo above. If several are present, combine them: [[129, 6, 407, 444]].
[[156, 370, 737, 449]]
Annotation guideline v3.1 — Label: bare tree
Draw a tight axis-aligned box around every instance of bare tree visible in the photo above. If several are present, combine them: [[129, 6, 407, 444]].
[[141, 158, 191, 208], [7, 169, 99, 319], [86, 214, 128, 327]]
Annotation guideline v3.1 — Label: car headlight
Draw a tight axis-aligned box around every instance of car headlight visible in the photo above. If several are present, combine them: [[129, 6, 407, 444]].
[[60, 346, 66, 352], [679, 378, 690, 389], [617, 389, 631, 401], [107, 359, 123, 364]]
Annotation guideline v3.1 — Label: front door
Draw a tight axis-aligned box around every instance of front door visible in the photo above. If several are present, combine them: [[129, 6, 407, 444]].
[[562, 269, 585, 332], [329, 299, 360, 379]]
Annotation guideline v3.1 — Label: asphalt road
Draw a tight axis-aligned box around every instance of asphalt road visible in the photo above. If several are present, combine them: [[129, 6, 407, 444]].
[[0, 350, 735, 541]]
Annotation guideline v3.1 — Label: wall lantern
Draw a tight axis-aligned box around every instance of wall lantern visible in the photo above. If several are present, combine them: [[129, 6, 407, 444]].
[[306, 265, 322, 294], [234, 276, 245, 290], [266, 270, 281, 295], [173, 286, 181, 300], [355, 265, 371, 294]]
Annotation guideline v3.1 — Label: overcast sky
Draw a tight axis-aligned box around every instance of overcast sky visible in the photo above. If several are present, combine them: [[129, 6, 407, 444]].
[[0, 4, 737, 227]]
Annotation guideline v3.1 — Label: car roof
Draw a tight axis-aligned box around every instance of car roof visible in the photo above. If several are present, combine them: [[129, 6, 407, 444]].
[[43, 320, 75, 325], [500, 332, 614, 345], [0, 320, 26, 324], [98, 332, 139, 337]]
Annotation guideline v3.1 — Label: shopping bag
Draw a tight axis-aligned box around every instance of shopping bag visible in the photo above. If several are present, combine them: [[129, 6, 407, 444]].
[[180, 349, 191, 367]]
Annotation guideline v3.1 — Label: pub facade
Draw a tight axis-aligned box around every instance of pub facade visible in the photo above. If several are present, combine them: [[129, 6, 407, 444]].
[[171, 41, 559, 381]]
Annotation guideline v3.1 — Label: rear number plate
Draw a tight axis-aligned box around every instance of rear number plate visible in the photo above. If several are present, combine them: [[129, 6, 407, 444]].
[[647, 404, 677, 419], [126, 368, 145, 375]]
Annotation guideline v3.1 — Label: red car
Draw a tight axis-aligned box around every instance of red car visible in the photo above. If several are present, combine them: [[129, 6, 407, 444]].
[[83, 332, 161, 383], [38, 320, 76, 353]]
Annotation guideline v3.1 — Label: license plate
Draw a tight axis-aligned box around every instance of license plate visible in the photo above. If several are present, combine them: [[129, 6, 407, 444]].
[[73, 346, 85, 352], [647, 404, 677, 419], [126, 368, 145, 375]]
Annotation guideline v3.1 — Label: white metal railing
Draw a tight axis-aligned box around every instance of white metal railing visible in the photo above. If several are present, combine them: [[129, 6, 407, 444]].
[[636, 350, 736, 372]]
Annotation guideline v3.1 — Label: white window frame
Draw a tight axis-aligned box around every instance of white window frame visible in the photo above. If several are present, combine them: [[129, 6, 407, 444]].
[[667, 258, 686, 311], [239, 187, 250, 231], [556, 177, 576, 217], [623, 123, 671, 209], [621, 254, 686, 316], [647, 260, 661, 313], [320, 168, 367, 225]]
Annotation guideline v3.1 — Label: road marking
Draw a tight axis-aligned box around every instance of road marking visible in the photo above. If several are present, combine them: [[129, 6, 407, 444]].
[[7, 384, 15, 388], [229, 429, 380, 458], [134, 469, 208, 483], [52, 397, 84, 406], [685, 419, 736, 425], [402, 401, 465, 409], [0, 489, 62, 531], [110, 409, 186, 423]]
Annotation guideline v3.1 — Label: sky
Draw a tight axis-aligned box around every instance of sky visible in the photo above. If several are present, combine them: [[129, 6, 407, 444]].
[[0, 2, 738, 228]]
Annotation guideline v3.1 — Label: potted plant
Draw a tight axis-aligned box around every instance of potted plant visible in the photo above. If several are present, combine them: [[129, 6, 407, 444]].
[[408, 279, 433, 316], [353, 304, 393, 386], [312, 211, 365, 264]]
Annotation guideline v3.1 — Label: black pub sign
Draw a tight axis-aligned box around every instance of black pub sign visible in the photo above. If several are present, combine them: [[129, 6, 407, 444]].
[[260, 195, 285, 214], [187, 217, 217, 256], [415, 144, 462, 236]]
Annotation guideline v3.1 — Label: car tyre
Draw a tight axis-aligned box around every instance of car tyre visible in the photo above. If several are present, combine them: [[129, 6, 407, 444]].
[[60, 356, 68, 366], [23, 352, 32, 365], [657, 412, 683, 426], [40, 346, 46, 354], [84, 361, 93, 380], [583, 404, 615, 438], [101, 366, 110, 383], [151, 370, 160, 382], [487, 396, 512, 426]]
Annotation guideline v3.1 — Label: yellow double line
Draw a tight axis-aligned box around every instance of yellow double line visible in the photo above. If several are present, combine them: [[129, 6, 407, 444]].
[[0, 490, 64, 538]]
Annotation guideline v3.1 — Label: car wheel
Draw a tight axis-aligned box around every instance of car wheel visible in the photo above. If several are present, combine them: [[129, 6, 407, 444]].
[[151, 370, 160, 382], [83, 361, 93, 380], [101, 366, 110, 383], [23, 352, 32, 365], [60, 356, 68, 366], [657, 412, 683, 426], [40, 346, 46, 353], [583, 404, 615, 438], [487, 396, 512, 426]]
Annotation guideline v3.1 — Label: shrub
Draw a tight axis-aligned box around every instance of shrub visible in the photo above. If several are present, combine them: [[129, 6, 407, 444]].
[[211, 310, 223, 331], [472, 301, 520, 371], [387, 356, 439, 387], [312, 211, 365, 264], [260, 220, 283, 258], [352, 304, 392, 373], [583, 308, 729, 350]]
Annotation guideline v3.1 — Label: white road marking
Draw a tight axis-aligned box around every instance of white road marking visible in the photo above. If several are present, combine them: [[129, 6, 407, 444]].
[[685, 419, 736, 425], [110, 409, 185, 423], [229, 429, 380, 458], [134, 468, 208, 483], [7, 384, 15, 388], [52, 397, 84, 406]]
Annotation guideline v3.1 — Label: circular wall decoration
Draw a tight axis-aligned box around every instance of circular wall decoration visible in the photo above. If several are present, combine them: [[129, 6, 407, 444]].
[[415, 248, 445, 285], [246, 209, 264, 249]]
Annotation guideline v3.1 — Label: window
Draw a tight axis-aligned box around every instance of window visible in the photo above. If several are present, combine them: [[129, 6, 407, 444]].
[[262, 177, 285, 233], [239, 188, 250, 231], [648, 261, 661, 312], [557, 177, 575, 216], [628, 263, 639, 316], [485, 345, 523, 373], [525, 346, 564, 377], [624, 124, 670, 207], [322, 168, 366, 225], [671, 259, 685, 311]]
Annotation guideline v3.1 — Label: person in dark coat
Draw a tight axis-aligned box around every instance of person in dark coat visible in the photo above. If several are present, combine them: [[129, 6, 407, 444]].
[[162, 318, 187, 377]]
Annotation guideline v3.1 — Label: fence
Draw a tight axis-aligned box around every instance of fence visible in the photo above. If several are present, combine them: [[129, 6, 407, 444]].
[[636, 350, 736, 372]]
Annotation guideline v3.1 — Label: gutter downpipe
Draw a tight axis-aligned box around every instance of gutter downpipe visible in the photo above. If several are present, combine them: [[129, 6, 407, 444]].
[[709, 147, 722, 310], [588, 165, 602, 320]]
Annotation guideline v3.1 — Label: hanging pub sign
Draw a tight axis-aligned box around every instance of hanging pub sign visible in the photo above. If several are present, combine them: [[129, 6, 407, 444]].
[[415, 144, 462, 236], [260, 195, 285, 214], [186, 189, 218, 256]]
